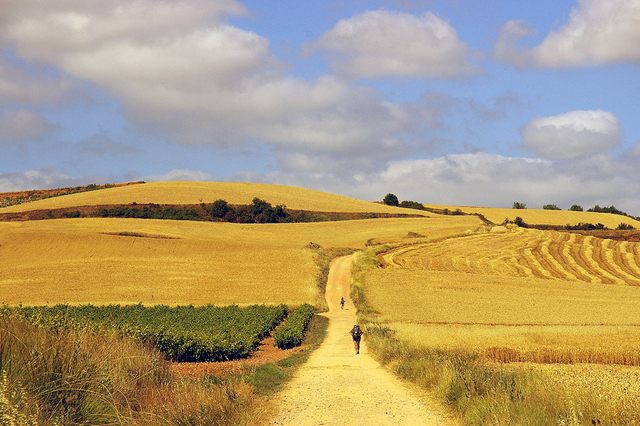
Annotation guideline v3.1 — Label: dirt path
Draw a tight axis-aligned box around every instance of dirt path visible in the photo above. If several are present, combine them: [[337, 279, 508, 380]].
[[268, 255, 458, 426]]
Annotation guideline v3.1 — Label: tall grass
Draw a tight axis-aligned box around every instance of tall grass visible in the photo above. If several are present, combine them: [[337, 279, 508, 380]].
[[0, 318, 265, 425], [352, 249, 640, 426]]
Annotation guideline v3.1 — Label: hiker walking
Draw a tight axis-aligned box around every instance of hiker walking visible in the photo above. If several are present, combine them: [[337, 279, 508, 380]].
[[349, 324, 363, 354], [340, 297, 345, 310]]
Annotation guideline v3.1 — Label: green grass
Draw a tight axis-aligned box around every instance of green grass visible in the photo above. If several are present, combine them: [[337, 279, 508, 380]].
[[242, 314, 329, 397]]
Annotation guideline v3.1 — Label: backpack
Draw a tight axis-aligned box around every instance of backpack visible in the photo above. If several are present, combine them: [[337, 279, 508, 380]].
[[352, 325, 363, 339]]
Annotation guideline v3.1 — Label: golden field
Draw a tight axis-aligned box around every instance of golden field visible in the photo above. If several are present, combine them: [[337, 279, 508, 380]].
[[1, 181, 429, 215], [422, 202, 639, 229], [360, 221, 640, 418], [4, 181, 640, 422], [0, 211, 479, 306]]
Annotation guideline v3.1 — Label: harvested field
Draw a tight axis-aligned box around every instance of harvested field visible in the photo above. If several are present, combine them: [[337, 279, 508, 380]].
[[382, 227, 640, 285]]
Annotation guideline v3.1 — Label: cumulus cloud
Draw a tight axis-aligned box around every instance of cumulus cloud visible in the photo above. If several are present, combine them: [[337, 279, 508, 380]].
[[496, 0, 640, 68], [519, 110, 622, 159], [0, 109, 60, 144], [314, 10, 479, 78], [243, 151, 640, 214], [0, 1, 437, 159]]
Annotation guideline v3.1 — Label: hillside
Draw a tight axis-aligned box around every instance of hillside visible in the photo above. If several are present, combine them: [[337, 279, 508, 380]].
[[422, 203, 640, 229], [0, 181, 427, 216]]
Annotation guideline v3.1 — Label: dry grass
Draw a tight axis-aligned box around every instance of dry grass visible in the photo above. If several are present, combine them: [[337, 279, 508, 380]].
[[0, 215, 479, 306]]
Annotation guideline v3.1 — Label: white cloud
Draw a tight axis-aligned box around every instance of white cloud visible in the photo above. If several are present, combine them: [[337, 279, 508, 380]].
[[496, 0, 640, 68], [315, 10, 479, 78], [0, 109, 60, 144], [144, 169, 213, 182], [520, 110, 622, 159], [0, 169, 77, 192], [244, 151, 640, 214], [0, 1, 437, 158]]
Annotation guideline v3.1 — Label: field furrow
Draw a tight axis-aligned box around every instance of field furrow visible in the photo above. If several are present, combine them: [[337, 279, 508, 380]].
[[384, 228, 640, 287], [603, 240, 640, 285], [621, 242, 640, 278], [561, 233, 599, 283]]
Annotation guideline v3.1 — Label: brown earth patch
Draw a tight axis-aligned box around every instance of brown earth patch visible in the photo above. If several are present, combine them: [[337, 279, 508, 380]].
[[170, 336, 307, 379]]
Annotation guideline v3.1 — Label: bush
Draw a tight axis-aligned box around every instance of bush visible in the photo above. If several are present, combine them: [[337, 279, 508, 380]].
[[542, 204, 561, 210], [512, 202, 526, 209], [617, 223, 635, 230], [383, 193, 399, 206], [513, 216, 526, 227], [210, 199, 230, 218], [569, 204, 583, 212], [273, 304, 315, 349], [399, 200, 426, 210]]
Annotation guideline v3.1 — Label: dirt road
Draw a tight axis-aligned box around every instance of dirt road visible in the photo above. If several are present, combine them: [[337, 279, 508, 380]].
[[269, 255, 458, 426]]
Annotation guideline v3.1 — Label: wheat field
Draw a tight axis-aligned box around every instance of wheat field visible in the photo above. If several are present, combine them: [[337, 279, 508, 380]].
[[362, 223, 640, 414], [0, 213, 479, 306], [1, 181, 429, 215], [382, 227, 640, 285]]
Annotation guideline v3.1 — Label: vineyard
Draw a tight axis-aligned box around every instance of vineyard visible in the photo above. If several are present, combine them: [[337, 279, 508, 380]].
[[381, 227, 640, 285], [0, 304, 295, 362]]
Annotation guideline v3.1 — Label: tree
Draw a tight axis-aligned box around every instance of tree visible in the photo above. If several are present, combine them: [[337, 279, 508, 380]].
[[211, 199, 229, 218], [512, 202, 526, 209], [383, 193, 399, 206], [568, 204, 583, 212], [543, 204, 561, 210]]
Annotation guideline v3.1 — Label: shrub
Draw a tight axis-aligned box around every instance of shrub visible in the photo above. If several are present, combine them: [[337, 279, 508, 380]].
[[569, 204, 583, 212], [399, 200, 426, 210], [513, 216, 526, 227], [512, 202, 526, 209], [210, 199, 230, 218], [273, 304, 315, 349], [383, 193, 399, 206], [543, 204, 561, 210], [617, 223, 635, 230]]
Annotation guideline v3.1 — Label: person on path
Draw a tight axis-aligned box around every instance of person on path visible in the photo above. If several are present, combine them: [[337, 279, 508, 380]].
[[340, 297, 345, 310], [349, 324, 363, 354]]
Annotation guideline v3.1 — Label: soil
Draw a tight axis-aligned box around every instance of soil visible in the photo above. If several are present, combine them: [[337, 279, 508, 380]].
[[267, 256, 460, 426], [171, 336, 307, 379]]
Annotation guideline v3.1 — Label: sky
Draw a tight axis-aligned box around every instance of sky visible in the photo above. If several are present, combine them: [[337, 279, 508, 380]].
[[1, 0, 639, 213]]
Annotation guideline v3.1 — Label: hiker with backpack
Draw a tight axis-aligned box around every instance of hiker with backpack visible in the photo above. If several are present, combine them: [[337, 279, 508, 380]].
[[349, 324, 363, 354]]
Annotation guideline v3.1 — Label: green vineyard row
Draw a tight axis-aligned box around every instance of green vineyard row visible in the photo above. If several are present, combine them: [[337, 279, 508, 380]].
[[0, 303, 288, 362], [273, 303, 315, 349]]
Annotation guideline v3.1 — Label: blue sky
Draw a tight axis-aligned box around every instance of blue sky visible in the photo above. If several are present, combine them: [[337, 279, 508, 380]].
[[1, 0, 639, 212]]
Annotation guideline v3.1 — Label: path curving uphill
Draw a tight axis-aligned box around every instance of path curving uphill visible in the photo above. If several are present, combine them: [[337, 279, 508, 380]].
[[269, 255, 458, 426]]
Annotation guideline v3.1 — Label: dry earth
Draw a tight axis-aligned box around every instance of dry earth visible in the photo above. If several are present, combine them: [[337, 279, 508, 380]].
[[268, 256, 459, 426]]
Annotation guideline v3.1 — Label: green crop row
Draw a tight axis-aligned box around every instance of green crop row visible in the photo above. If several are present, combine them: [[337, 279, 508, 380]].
[[273, 304, 315, 349], [0, 303, 288, 362]]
